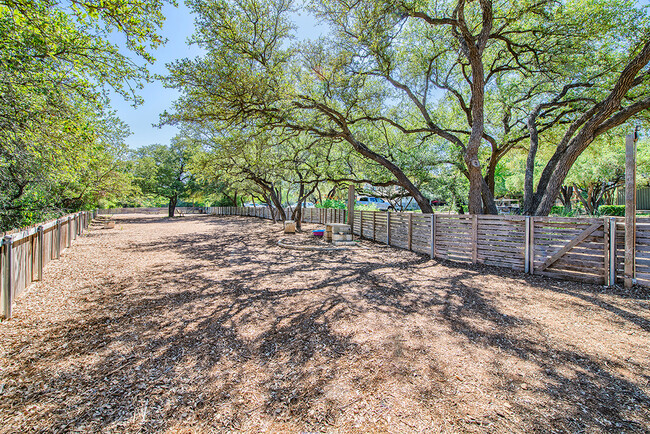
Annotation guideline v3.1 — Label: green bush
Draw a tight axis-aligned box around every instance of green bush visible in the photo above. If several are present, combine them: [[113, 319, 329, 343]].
[[213, 196, 236, 207], [315, 199, 346, 209], [315, 198, 379, 211], [550, 206, 579, 217], [598, 205, 625, 216]]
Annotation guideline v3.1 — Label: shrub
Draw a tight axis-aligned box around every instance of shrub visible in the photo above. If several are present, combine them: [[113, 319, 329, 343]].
[[598, 205, 625, 216], [214, 196, 236, 207], [315, 198, 379, 211], [315, 199, 346, 209], [550, 206, 579, 217]]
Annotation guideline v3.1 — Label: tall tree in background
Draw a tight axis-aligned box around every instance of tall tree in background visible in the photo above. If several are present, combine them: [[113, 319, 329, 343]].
[[132, 138, 197, 217], [163, 0, 439, 213]]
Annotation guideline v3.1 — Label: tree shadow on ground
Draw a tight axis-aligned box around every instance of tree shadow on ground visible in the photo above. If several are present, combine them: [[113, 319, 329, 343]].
[[2, 215, 649, 432]]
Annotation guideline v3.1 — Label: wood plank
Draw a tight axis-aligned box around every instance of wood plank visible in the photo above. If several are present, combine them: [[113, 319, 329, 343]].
[[535, 269, 604, 284], [478, 245, 524, 255]]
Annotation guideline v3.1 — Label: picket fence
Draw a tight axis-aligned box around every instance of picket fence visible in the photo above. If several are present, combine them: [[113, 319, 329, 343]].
[[1, 211, 95, 319], [206, 206, 649, 288]]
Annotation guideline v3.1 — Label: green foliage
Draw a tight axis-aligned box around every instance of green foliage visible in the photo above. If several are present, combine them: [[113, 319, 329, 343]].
[[549, 206, 580, 217], [0, 0, 170, 231], [598, 205, 625, 216], [213, 196, 236, 207], [355, 203, 378, 211], [162, 0, 650, 215], [130, 137, 198, 211], [313, 198, 378, 210], [316, 199, 346, 209]]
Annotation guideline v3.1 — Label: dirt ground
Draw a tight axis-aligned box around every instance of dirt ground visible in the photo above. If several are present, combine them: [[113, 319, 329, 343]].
[[1, 214, 649, 433]]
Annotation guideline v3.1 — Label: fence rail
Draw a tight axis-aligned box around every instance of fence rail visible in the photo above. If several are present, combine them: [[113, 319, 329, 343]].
[[1, 211, 94, 319], [4, 206, 643, 319], [204, 206, 647, 288], [98, 207, 205, 215]]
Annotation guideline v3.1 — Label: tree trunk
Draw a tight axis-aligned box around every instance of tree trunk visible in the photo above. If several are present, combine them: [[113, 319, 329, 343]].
[[466, 160, 484, 214], [268, 189, 286, 221], [530, 40, 650, 216], [559, 186, 573, 212], [485, 150, 499, 196], [293, 182, 305, 231], [262, 193, 276, 223], [481, 178, 498, 214], [345, 137, 434, 213], [327, 185, 337, 200], [168, 195, 178, 217], [460, 0, 492, 214]]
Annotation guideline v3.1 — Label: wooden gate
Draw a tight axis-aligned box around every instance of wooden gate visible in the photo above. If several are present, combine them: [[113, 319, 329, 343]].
[[532, 217, 607, 284]]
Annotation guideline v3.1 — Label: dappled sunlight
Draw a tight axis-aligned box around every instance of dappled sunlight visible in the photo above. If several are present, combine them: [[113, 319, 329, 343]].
[[0, 214, 648, 432]]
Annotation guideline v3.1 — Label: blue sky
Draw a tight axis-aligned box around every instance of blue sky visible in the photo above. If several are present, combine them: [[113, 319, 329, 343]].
[[110, 2, 326, 149]]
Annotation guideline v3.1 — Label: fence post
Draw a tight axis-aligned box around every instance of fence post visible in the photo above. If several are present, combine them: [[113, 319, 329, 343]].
[[430, 214, 435, 259], [386, 211, 391, 246], [373, 212, 377, 241], [525, 216, 531, 274], [603, 216, 610, 286], [471, 214, 478, 264], [408, 213, 413, 251], [529, 217, 535, 274], [67, 217, 72, 248], [347, 185, 355, 232], [56, 219, 62, 259], [37, 226, 44, 281], [625, 132, 637, 288], [2, 236, 13, 319], [610, 217, 617, 285]]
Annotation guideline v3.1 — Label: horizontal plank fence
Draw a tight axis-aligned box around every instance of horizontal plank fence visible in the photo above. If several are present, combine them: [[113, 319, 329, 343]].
[[202, 207, 650, 289], [4, 206, 636, 320], [98, 207, 205, 215], [1, 211, 94, 319]]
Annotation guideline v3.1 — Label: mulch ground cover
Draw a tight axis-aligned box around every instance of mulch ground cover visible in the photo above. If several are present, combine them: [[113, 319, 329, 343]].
[[0, 214, 648, 433]]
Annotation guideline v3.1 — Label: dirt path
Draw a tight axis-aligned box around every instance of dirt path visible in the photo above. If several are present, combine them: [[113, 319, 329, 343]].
[[0, 214, 649, 433]]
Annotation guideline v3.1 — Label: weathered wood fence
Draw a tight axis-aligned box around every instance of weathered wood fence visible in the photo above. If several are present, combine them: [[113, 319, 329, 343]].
[[6, 207, 642, 319], [1, 211, 94, 319], [206, 206, 650, 288], [98, 207, 205, 215]]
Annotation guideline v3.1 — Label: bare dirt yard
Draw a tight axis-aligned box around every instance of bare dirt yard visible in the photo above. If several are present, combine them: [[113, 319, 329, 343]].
[[1, 214, 649, 433]]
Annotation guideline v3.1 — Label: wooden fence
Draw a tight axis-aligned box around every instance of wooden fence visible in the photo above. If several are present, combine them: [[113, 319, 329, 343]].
[[206, 207, 649, 288], [98, 207, 205, 215], [1, 211, 94, 319], [5, 207, 642, 320]]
